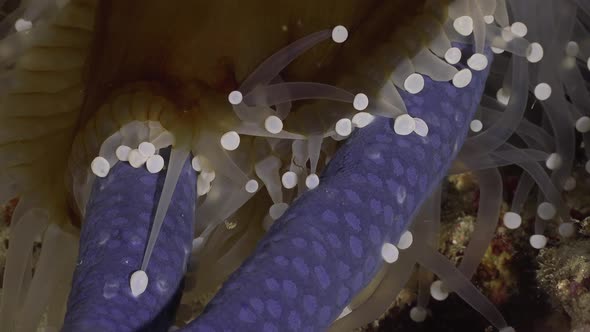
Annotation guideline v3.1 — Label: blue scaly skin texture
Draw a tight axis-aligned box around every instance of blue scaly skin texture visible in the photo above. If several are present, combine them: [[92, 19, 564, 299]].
[[62, 151, 196, 332], [62, 44, 491, 331]]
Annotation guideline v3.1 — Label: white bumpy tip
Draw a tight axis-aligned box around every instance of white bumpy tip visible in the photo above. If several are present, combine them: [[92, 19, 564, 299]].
[[146, 155, 165, 174], [491, 46, 505, 54], [116, 145, 132, 162], [352, 112, 374, 128], [197, 176, 212, 196], [305, 174, 320, 189], [201, 169, 216, 183], [264, 115, 283, 134], [452, 69, 472, 88], [337, 306, 352, 319], [444, 47, 462, 65], [91, 157, 110, 178], [138, 142, 156, 157], [558, 222, 576, 238], [467, 53, 488, 71], [191, 156, 202, 172], [332, 25, 348, 43], [404, 73, 424, 94], [128, 149, 148, 168], [191, 237, 205, 253], [587, 57, 590, 71], [529, 234, 547, 249], [575, 116, 590, 133], [563, 176, 576, 191], [510, 22, 528, 37], [281, 171, 298, 189], [15, 19, 32, 32], [245, 179, 259, 193], [228, 90, 243, 105], [565, 41, 580, 57], [353, 93, 369, 111], [335, 118, 353, 137], [503, 212, 522, 229], [394, 114, 416, 136], [545, 153, 562, 170], [526, 42, 544, 63], [534, 83, 552, 101], [537, 202, 556, 220], [496, 88, 510, 106], [483, 15, 494, 24], [269, 202, 289, 220], [413, 117, 429, 137], [220, 131, 240, 151], [381, 243, 399, 263], [397, 231, 413, 250], [453, 16, 474, 36], [430, 280, 449, 301], [470, 119, 483, 132], [410, 306, 427, 323], [130, 270, 149, 297]]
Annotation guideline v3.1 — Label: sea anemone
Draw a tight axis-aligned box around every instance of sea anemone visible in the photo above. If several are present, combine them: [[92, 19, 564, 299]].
[[0, 0, 588, 331]]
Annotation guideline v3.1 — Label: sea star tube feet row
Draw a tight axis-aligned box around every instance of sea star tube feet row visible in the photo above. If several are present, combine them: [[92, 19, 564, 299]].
[[60, 45, 491, 331]]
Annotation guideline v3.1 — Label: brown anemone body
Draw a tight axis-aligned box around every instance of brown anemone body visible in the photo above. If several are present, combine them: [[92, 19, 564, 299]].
[[80, 0, 450, 129]]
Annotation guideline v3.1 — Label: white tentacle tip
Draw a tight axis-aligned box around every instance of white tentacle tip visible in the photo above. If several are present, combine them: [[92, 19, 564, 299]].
[[393, 114, 415, 136], [116, 145, 132, 162], [91, 157, 110, 178], [245, 179, 259, 193], [220, 131, 240, 151], [545, 153, 562, 170], [228, 90, 243, 105], [529, 234, 547, 249], [146, 155, 165, 173], [510, 22, 528, 37], [129, 149, 148, 168], [453, 16, 473, 36], [15, 19, 32, 32], [444, 47, 461, 65], [430, 280, 449, 301], [575, 116, 590, 133], [470, 120, 483, 132], [332, 25, 348, 43], [526, 43, 543, 63], [381, 243, 399, 263], [534, 83, 552, 101], [264, 115, 283, 134], [503, 212, 522, 229], [413, 118, 429, 137], [138, 142, 156, 157], [352, 112, 374, 128], [130, 270, 149, 297], [353, 93, 369, 111], [537, 202, 556, 220], [397, 231, 413, 250], [410, 306, 427, 322], [467, 53, 488, 71], [335, 118, 352, 137], [281, 171, 298, 189], [452, 69, 472, 88], [305, 174, 320, 189], [404, 73, 424, 94]]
